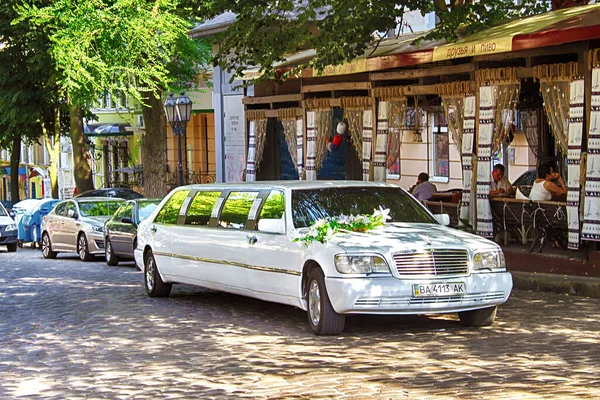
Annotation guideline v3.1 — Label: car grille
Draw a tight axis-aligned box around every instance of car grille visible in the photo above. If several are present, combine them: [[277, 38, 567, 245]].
[[392, 249, 469, 276]]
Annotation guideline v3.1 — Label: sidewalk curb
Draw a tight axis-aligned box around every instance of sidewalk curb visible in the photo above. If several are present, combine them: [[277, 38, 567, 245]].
[[511, 271, 600, 298]]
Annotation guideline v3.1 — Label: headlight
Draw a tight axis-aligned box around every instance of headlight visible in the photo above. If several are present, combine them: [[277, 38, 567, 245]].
[[5, 224, 16, 232], [334, 255, 390, 274], [472, 250, 505, 271], [91, 225, 104, 233]]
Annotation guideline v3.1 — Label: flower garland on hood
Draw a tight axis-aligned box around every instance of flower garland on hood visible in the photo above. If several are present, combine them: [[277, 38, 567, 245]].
[[293, 207, 391, 246]]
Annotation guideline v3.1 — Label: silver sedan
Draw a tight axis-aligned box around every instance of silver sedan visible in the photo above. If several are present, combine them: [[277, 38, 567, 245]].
[[41, 197, 124, 261]]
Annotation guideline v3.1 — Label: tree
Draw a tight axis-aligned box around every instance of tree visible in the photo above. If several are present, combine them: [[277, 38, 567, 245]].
[[19, 0, 209, 196], [0, 1, 59, 203], [196, 0, 551, 79]]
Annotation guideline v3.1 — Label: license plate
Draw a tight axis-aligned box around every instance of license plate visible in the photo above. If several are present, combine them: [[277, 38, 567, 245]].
[[413, 282, 466, 297]]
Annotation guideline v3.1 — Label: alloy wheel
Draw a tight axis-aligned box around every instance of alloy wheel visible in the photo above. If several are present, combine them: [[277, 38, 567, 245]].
[[42, 235, 50, 257], [146, 256, 155, 291], [308, 279, 321, 326], [78, 236, 86, 260], [105, 241, 112, 262]]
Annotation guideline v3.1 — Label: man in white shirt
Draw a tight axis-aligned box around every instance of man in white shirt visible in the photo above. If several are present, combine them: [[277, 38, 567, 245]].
[[411, 172, 437, 201], [490, 163, 514, 197]]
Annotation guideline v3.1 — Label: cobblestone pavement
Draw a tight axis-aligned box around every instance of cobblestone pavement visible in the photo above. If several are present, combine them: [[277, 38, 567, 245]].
[[1, 247, 599, 399]]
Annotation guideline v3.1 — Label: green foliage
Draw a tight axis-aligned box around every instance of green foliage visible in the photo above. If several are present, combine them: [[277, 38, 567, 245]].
[[0, 0, 61, 148], [195, 0, 552, 80], [17, 0, 210, 107]]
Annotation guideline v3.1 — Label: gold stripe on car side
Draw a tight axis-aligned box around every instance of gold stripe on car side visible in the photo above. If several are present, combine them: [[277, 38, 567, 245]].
[[153, 251, 301, 276]]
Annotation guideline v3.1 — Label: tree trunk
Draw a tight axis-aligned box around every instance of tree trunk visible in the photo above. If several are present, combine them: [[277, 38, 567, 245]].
[[42, 105, 61, 198], [68, 100, 94, 193], [10, 135, 21, 204], [141, 90, 168, 197]]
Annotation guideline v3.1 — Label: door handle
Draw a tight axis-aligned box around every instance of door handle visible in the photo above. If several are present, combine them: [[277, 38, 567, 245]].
[[246, 234, 257, 245]]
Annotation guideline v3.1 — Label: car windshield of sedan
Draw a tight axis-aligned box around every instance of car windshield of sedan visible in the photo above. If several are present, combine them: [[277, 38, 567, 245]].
[[0, 204, 7, 217], [292, 186, 436, 228], [138, 201, 160, 222], [79, 201, 123, 217]]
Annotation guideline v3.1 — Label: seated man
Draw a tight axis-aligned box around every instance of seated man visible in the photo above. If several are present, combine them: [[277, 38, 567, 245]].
[[411, 172, 437, 201], [490, 164, 514, 198]]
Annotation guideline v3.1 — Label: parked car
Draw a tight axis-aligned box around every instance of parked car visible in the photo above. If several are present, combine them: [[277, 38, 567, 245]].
[[0, 202, 17, 252], [75, 188, 143, 200], [41, 197, 125, 261], [19, 199, 62, 247], [135, 181, 513, 335], [104, 198, 161, 266]]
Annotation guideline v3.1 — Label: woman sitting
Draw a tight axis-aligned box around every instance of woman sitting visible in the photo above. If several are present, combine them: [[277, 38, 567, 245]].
[[529, 164, 567, 201]]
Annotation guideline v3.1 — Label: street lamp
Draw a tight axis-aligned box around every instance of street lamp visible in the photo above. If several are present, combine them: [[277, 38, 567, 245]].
[[164, 92, 193, 187]]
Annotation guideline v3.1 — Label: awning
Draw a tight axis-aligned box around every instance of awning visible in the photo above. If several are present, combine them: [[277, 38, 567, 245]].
[[266, 3, 600, 77], [84, 123, 133, 137], [29, 167, 46, 178]]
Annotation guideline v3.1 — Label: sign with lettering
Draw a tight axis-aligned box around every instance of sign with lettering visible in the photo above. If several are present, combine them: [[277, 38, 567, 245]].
[[316, 59, 368, 77], [432, 37, 512, 62], [223, 95, 246, 183]]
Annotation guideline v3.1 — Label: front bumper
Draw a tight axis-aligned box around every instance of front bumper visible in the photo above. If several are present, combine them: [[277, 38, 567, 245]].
[[0, 231, 17, 245], [325, 272, 513, 315], [87, 232, 105, 254]]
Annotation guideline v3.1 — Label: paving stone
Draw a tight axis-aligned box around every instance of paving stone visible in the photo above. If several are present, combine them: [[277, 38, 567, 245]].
[[1, 248, 600, 398]]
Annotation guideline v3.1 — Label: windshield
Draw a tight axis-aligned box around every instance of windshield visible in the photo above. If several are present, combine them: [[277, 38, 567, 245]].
[[137, 200, 160, 222], [0, 204, 7, 217], [79, 201, 123, 217], [292, 186, 436, 228]]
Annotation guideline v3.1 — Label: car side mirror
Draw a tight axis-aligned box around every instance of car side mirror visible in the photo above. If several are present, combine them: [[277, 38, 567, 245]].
[[121, 216, 134, 224], [67, 209, 78, 219], [8, 210, 15, 219], [257, 218, 285, 234], [433, 213, 450, 226]]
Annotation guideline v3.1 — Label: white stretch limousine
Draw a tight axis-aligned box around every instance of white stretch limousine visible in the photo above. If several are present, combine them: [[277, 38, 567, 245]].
[[135, 181, 513, 335]]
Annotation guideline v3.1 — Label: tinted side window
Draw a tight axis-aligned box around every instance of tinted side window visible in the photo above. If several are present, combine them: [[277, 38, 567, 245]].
[[218, 191, 259, 230], [113, 203, 128, 220], [54, 203, 67, 216], [258, 190, 284, 220], [65, 202, 77, 217], [155, 190, 190, 225], [122, 203, 134, 219], [185, 191, 221, 226]]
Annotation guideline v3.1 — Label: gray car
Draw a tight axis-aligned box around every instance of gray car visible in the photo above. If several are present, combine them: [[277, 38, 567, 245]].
[[41, 197, 124, 261]]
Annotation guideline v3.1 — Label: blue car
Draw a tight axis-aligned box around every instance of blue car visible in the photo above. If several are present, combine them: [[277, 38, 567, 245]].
[[19, 199, 61, 247]]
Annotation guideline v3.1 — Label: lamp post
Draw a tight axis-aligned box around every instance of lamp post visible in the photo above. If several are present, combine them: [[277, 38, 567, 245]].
[[164, 92, 192, 187]]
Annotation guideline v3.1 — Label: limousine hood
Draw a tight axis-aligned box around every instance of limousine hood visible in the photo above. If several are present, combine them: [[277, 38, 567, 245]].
[[328, 223, 499, 253]]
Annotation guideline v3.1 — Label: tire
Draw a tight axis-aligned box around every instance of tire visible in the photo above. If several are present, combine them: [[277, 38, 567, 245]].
[[105, 238, 119, 266], [458, 306, 497, 327], [77, 233, 94, 261], [41, 232, 57, 259], [144, 250, 172, 297], [306, 268, 345, 335], [7, 243, 17, 252], [17, 240, 23, 248]]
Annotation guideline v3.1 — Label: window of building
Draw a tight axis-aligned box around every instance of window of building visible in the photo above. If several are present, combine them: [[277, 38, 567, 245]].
[[155, 189, 190, 225], [185, 191, 221, 226], [218, 191, 259, 230], [431, 113, 449, 182]]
